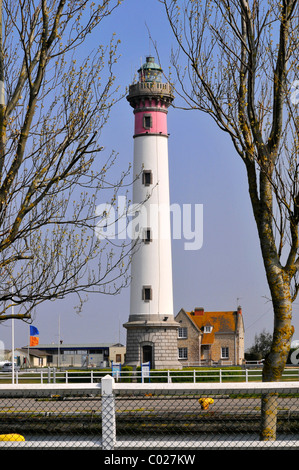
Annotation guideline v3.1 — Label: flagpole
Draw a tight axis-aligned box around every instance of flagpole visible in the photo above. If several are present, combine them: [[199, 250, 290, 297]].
[[11, 291, 14, 384], [58, 314, 60, 369], [27, 325, 30, 369]]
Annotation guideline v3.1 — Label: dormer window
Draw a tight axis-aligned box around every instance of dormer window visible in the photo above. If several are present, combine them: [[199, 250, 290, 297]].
[[204, 325, 213, 333]]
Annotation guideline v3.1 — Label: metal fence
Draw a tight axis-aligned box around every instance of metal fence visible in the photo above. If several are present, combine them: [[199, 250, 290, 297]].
[[0, 377, 299, 450]]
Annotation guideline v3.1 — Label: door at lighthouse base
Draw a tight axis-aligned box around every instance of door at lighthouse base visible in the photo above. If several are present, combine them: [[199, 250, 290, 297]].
[[142, 345, 153, 364]]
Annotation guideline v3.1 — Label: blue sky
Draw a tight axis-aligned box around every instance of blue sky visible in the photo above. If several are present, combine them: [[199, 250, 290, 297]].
[[2, 0, 298, 353]]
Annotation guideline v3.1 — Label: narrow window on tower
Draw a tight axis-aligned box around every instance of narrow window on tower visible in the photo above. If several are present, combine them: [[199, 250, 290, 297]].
[[143, 114, 152, 130], [143, 228, 152, 244], [142, 286, 152, 302], [142, 170, 153, 186]]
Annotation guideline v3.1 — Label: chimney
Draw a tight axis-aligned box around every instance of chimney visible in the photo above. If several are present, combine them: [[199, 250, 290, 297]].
[[194, 307, 204, 316]]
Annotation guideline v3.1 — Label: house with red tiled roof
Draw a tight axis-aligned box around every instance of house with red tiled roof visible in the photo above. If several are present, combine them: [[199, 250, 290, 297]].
[[175, 307, 245, 366]]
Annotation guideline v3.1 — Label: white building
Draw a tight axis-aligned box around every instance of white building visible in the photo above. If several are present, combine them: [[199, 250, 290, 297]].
[[15, 343, 125, 368]]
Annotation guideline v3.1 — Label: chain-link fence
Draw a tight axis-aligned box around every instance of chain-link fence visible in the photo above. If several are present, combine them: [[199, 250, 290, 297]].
[[114, 389, 299, 449], [0, 384, 103, 449], [0, 379, 299, 449]]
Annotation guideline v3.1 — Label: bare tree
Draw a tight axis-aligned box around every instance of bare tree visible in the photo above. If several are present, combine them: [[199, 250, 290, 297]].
[[0, 0, 132, 321], [161, 0, 299, 439]]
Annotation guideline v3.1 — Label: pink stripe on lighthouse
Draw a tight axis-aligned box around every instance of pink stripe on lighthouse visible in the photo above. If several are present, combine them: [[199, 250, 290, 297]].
[[134, 109, 168, 136]]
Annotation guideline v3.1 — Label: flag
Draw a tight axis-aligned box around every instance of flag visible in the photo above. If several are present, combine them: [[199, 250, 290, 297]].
[[30, 326, 39, 346], [30, 326, 39, 336], [30, 337, 39, 346]]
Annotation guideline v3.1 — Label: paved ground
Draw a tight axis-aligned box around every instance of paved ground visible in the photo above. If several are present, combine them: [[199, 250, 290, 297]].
[[0, 394, 298, 413]]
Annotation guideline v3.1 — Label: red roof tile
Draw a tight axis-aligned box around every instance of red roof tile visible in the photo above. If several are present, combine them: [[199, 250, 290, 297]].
[[186, 310, 237, 334]]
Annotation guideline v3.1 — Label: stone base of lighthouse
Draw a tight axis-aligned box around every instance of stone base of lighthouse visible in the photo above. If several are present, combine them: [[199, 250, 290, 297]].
[[124, 320, 182, 370]]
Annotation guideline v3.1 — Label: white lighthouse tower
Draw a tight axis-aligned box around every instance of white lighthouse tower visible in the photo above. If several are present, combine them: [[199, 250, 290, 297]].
[[124, 56, 181, 370]]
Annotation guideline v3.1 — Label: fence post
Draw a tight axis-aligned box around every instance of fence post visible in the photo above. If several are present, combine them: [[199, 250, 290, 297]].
[[101, 374, 116, 450]]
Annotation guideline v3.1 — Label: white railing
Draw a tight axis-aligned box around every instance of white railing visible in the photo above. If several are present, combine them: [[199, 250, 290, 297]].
[[1, 367, 299, 384]]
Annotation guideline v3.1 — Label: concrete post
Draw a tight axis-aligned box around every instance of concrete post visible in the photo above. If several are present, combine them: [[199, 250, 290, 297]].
[[101, 375, 116, 450]]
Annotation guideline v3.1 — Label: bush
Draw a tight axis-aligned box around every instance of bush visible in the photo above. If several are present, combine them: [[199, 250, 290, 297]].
[[245, 352, 263, 361]]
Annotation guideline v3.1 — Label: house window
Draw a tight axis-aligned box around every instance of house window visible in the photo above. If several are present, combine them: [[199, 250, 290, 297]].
[[143, 114, 152, 129], [204, 326, 213, 333], [142, 286, 152, 302], [178, 347, 188, 359], [142, 170, 153, 186], [178, 327, 187, 339], [143, 228, 152, 244], [221, 347, 229, 359]]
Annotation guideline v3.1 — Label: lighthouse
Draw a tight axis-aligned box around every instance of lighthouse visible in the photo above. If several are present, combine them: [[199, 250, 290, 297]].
[[124, 56, 181, 370]]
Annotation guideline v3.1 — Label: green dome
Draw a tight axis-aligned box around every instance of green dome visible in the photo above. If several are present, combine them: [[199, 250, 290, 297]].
[[138, 56, 163, 83], [138, 56, 162, 72]]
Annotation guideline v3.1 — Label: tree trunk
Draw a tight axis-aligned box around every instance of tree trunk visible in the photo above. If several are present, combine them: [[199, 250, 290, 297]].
[[260, 392, 278, 441], [259, 272, 293, 440], [262, 287, 293, 382]]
